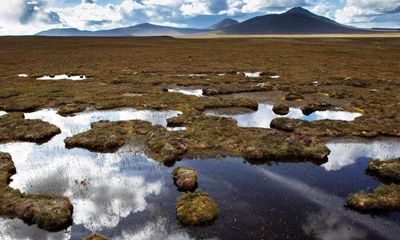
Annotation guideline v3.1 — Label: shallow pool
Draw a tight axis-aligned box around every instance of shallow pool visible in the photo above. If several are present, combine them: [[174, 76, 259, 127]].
[[37, 74, 87, 81], [167, 88, 203, 97], [206, 103, 362, 128], [0, 109, 399, 240]]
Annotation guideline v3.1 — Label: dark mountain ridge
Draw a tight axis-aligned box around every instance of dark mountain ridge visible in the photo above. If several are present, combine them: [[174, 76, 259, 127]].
[[209, 18, 239, 29], [220, 7, 369, 34], [37, 7, 376, 36]]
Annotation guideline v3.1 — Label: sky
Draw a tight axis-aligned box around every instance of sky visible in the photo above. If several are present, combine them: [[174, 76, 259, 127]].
[[0, 0, 399, 35]]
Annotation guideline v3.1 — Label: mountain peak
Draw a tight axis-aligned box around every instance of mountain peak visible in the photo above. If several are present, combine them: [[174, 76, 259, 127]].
[[285, 7, 313, 15], [209, 18, 239, 29]]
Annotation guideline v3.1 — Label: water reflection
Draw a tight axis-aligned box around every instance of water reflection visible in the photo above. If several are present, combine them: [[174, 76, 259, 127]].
[[302, 211, 368, 240], [206, 103, 361, 128], [1, 108, 399, 239], [114, 218, 196, 240], [37, 74, 87, 81], [167, 89, 203, 97], [257, 167, 400, 240], [18, 74, 28, 78], [324, 138, 400, 171], [177, 74, 207, 77], [0, 108, 180, 233], [0, 111, 6, 117], [244, 72, 262, 78]]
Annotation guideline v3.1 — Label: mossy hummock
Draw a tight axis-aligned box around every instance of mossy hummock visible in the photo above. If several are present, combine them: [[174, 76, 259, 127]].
[[173, 167, 198, 191], [0, 113, 61, 143], [0, 152, 73, 231], [176, 190, 219, 226], [346, 184, 400, 211]]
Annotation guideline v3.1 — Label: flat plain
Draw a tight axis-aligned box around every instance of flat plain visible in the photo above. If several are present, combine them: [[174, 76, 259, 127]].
[[0, 36, 400, 240]]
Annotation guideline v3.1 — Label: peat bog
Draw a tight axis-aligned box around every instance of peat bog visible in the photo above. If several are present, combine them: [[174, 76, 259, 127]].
[[0, 36, 400, 239]]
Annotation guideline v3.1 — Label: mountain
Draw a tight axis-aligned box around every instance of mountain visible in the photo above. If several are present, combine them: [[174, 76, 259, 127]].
[[220, 7, 370, 34], [37, 23, 208, 37], [209, 18, 239, 30], [36, 28, 97, 36], [37, 7, 374, 37]]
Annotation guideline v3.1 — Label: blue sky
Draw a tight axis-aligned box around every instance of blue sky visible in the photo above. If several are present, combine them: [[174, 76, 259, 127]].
[[0, 0, 399, 35]]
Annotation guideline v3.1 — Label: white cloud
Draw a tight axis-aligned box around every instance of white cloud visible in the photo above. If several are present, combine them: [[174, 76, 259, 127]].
[[335, 0, 400, 27], [311, 2, 335, 19], [0, 0, 399, 35], [0, 0, 63, 35]]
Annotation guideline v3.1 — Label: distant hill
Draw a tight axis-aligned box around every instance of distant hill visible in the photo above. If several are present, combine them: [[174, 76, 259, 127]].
[[36, 28, 96, 36], [37, 23, 208, 37], [37, 7, 376, 37], [220, 7, 370, 34], [209, 18, 239, 30], [371, 28, 400, 31]]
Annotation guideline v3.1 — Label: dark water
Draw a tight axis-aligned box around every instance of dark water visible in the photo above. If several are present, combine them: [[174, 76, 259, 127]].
[[0, 109, 399, 240]]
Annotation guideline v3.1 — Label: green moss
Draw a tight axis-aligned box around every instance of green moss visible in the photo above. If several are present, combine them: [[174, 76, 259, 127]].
[[0, 113, 61, 144], [368, 159, 400, 183], [176, 190, 219, 226], [173, 167, 198, 191], [203, 83, 272, 96], [64, 113, 330, 164], [57, 103, 86, 116], [346, 184, 400, 211]]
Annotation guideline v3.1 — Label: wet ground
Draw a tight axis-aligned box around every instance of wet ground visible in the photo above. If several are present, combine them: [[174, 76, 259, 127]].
[[206, 103, 361, 128], [0, 109, 400, 239], [1, 142, 400, 239], [1, 37, 400, 239], [167, 88, 204, 97], [37, 74, 87, 81]]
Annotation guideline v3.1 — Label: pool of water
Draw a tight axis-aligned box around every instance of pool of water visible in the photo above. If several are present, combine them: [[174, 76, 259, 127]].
[[0, 109, 399, 240], [122, 93, 143, 97], [0, 111, 7, 117], [206, 103, 362, 128], [324, 138, 400, 171], [1, 139, 400, 239], [167, 88, 203, 97], [37, 74, 87, 81], [177, 74, 208, 77], [17, 74, 28, 78], [244, 72, 262, 78]]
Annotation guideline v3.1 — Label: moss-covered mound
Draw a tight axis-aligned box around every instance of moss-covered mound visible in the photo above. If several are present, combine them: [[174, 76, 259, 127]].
[[0, 113, 61, 143], [272, 103, 289, 115], [301, 103, 334, 115], [81, 233, 111, 240], [176, 190, 219, 226], [346, 184, 400, 211], [173, 167, 198, 191], [270, 116, 398, 139], [57, 103, 86, 116], [64, 113, 330, 164], [203, 83, 272, 96], [367, 158, 400, 183], [0, 152, 73, 231], [284, 92, 304, 101]]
